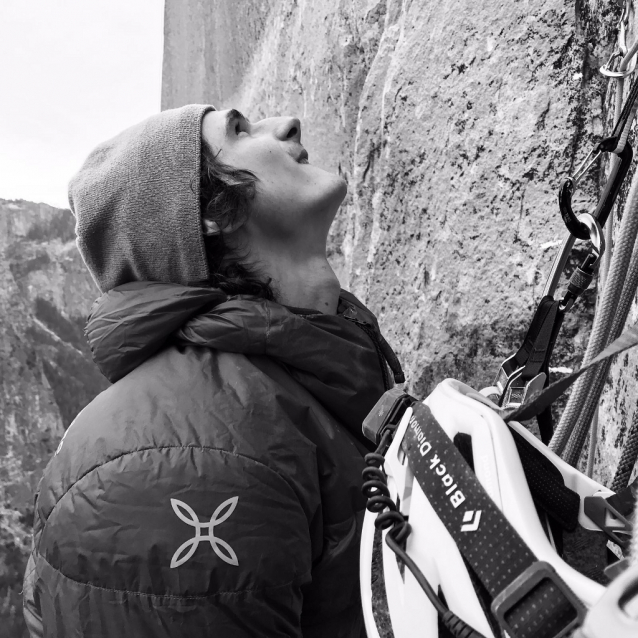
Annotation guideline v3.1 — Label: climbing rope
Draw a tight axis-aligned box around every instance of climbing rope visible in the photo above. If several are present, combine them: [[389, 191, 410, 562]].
[[551, 171, 638, 462], [551, 6, 638, 472], [589, 8, 638, 477], [610, 408, 638, 491]]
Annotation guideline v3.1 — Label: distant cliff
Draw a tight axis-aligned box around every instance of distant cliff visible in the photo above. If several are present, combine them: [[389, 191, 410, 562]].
[[0, 199, 109, 637]]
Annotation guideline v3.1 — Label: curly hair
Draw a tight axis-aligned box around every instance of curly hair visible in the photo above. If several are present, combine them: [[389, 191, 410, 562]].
[[198, 139, 275, 300]]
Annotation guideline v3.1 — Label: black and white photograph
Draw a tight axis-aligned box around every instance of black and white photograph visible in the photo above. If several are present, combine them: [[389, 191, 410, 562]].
[[1, 1, 638, 637]]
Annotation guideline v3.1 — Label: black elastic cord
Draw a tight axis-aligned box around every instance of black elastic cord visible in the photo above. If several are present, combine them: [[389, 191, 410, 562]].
[[362, 431, 486, 638], [385, 534, 487, 638]]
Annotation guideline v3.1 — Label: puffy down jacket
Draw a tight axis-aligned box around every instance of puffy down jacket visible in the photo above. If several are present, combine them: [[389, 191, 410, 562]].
[[23, 282, 402, 638]]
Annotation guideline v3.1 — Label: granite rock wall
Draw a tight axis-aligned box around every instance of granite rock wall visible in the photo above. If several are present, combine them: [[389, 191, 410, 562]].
[[162, 0, 638, 484]]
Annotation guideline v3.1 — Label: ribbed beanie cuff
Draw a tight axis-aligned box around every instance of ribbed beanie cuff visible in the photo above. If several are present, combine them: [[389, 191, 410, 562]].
[[68, 104, 215, 293]]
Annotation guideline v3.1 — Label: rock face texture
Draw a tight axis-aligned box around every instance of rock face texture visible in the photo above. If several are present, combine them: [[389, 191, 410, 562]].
[[0, 199, 108, 637], [162, 0, 637, 482]]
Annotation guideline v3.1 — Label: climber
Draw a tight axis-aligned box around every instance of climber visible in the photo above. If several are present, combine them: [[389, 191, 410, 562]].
[[21, 104, 403, 638]]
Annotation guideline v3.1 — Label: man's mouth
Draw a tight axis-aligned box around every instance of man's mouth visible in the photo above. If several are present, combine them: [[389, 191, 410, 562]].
[[297, 149, 309, 163]]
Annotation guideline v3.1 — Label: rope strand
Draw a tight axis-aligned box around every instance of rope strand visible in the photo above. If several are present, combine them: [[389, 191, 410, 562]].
[[552, 173, 638, 463]]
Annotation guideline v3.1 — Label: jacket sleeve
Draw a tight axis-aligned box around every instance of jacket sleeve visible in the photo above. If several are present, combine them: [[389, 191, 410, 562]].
[[30, 445, 316, 638], [22, 551, 43, 638]]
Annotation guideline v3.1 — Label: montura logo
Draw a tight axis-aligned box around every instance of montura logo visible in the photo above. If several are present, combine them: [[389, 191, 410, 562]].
[[170, 497, 239, 568]]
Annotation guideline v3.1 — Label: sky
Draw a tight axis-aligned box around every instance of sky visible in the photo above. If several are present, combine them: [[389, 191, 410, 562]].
[[0, 1, 164, 208]]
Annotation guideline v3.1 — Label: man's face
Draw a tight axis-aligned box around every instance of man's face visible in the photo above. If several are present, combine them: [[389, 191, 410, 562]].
[[201, 109, 347, 251]]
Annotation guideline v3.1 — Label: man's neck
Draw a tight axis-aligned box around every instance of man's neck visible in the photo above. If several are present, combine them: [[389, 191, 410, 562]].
[[264, 253, 341, 315]]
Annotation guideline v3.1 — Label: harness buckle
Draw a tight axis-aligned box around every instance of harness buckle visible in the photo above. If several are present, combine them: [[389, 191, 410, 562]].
[[491, 561, 586, 638], [493, 297, 561, 407], [500, 371, 546, 408], [493, 353, 523, 399]]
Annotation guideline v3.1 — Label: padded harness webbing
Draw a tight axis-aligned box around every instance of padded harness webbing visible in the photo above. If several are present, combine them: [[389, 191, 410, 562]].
[[510, 430, 580, 531]]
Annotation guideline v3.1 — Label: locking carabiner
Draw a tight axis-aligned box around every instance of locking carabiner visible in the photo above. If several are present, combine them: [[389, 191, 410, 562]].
[[575, 213, 605, 264], [544, 213, 605, 312], [559, 179, 593, 240]]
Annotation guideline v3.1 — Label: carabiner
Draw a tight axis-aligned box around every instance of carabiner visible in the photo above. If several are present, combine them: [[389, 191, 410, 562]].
[[543, 213, 604, 300], [599, 3, 637, 78], [558, 179, 591, 240], [576, 213, 605, 265], [591, 142, 633, 228], [558, 141, 633, 238], [572, 146, 603, 185], [600, 51, 637, 78], [557, 142, 605, 240]]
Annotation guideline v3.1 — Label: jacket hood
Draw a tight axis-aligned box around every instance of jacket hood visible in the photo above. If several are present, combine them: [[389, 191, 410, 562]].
[[85, 282, 402, 430]]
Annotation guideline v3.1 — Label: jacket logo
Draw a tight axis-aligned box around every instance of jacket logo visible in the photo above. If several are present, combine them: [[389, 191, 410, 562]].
[[170, 497, 239, 568]]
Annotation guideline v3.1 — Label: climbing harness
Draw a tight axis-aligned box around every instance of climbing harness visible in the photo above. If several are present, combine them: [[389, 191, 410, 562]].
[[359, 5, 638, 637]]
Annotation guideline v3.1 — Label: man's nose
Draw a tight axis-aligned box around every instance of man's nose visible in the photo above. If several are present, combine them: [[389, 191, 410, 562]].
[[271, 116, 302, 142]]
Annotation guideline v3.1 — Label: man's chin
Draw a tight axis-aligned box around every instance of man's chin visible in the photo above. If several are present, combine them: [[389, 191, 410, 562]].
[[330, 173, 348, 201], [300, 171, 347, 217]]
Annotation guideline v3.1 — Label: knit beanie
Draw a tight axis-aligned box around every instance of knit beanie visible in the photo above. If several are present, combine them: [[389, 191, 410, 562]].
[[68, 104, 215, 293]]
